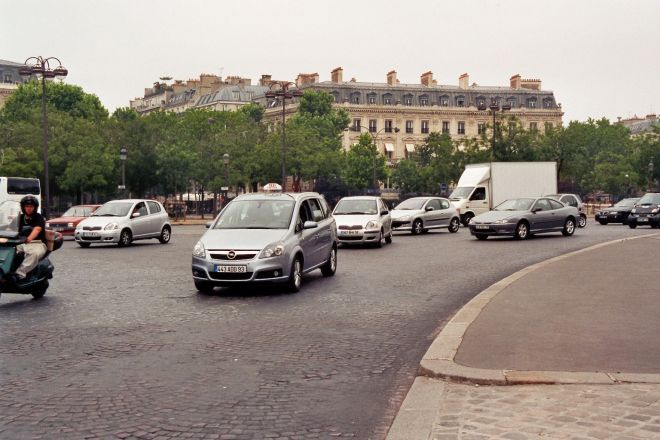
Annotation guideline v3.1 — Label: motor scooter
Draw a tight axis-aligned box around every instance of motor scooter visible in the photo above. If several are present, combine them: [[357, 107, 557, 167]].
[[0, 201, 62, 300]]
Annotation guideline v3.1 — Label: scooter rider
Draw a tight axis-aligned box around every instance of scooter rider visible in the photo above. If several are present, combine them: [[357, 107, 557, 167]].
[[13, 195, 48, 281]]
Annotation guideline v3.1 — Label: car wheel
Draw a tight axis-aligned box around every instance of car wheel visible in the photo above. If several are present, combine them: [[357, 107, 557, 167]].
[[118, 229, 132, 247], [562, 218, 576, 236], [411, 219, 423, 235], [462, 213, 474, 227], [77, 242, 91, 248], [385, 230, 393, 244], [578, 214, 587, 228], [158, 226, 171, 244], [194, 279, 214, 294], [375, 230, 384, 248], [287, 256, 303, 293], [475, 233, 488, 240], [31, 281, 48, 299], [448, 217, 460, 233], [514, 222, 529, 240], [598, 220, 608, 225], [321, 247, 337, 277], [628, 223, 637, 229]]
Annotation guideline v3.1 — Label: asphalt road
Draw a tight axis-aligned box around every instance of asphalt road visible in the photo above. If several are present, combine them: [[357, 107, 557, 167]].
[[0, 220, 648, 440]]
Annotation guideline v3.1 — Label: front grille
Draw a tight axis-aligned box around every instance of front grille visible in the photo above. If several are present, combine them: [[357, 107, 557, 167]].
[[82, 236, 101, 241], [338, 225, 362, 230], [83, 226, 102, 231], [209, 252, 257, 261], [338, 236, 363, 241], [209, 272, 252, 280]]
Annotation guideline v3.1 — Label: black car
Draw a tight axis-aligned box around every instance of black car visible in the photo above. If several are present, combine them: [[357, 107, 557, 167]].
[[627, 193, 660, 228], [595, 197, 639, 225]]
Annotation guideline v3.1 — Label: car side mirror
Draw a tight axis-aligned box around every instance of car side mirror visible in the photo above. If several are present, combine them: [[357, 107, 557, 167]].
[[303, 220, 318, 229], [532, 208, 542, 213], [131, 212, 140, 218], [380, 210, 388, 216], [205, 221, 212, 229], [425, 206, 434, 212]]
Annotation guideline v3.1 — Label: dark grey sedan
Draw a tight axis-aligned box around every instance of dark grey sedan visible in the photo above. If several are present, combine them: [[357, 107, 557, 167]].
[[468, 197, 579, 240]]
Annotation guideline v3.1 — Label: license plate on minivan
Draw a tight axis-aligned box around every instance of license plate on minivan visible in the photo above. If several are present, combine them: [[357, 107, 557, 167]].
[[215, 265, 247, 273]]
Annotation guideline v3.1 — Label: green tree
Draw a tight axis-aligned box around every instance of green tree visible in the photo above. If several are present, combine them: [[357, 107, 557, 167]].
[[341, 133, 386, 191]]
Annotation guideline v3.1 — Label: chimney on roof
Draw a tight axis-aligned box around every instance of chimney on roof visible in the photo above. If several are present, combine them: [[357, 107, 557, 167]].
[[421, 71, 436, 86], [331, 67, 343, 84], [259, 74, 272, 86], [296, 72, 319, 87], [459, 73, 469, 90], [510, 74, 521, 89], [387, 70, 397, 86], [172, 81, 187, 93], [646, 114, 657, 121], [520, 78, 541, 90]]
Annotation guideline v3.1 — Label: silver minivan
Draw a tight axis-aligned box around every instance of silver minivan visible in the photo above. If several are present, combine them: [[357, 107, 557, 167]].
[[191, 192, 337, 293]]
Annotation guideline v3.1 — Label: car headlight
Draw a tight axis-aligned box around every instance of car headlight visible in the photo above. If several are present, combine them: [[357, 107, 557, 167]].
[[492, 218, 511, 224], [46, 222, 50, 228], [631, 209, 636, 214], [652, 208, 659, 214], [104, 223, 119, 231], [260, 242, 284, 259], [365, 220, 379, 230], [68, 222, 74, 228], [192, 241, 206, 258]]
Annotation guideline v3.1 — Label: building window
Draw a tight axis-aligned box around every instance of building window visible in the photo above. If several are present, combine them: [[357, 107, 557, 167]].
[[440, 96, 449, 106], [383, 95, 392, 105], [3, 74, 12, 83], [476, 97, 486, 108], [404, 95, 413, 105], [233, 91, 241, 100], [478, 123, 486, 135], [545, 122, 554, 131], [528, 98, 537, 108], [543, 98, 553, 108], [421, 120, 430, 134], [507, 98, 516, 108], [529, 122, 538, 131], [458, 121, 465, 135], [406, 120, 413, 134], [352, 118, 361, 131], [456, 96, 465, 107], [385, 119, 393, 133], [352, 96, 360, 104], [442, 121, 450, 134], [420, 95, 429, 106], [369, 120, 377, 133], [368, 94, 376, 104]]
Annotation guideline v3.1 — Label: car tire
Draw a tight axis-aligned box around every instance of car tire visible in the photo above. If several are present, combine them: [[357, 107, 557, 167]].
[[287, 256, 303, 293], [514, 221, 529, 240], [598, 220, 608, 225], [628, 223, 637, 229], [376, 230, 384, 248], [475, 233, 488, 240], [578, 214, 587, 228], [118, 229, 132, 247], [448, 217, 460, 233], [31, 281, 48, 299], [158, 226, 171, 244], [385, 231, 392, 244], [77, 242, 91, 248], [562, 218, 576, 236], [194, 280, 214, 294], [462, 213, 474, 227], [411, 219, 423, 235], [321, 247, 337, 277]]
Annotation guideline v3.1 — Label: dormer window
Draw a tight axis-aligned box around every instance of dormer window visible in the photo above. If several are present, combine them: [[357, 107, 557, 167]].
[[456, 96, 465, 107], [404, 94, 413, 105], [419, 95, 429, 106], [543, 98, 553, 109], [507, 97, 516, 108], [527, 97, 537, 108], [367, 93, 377, 104], [383, 93, 393, 105], [476, 96, 486, 108], [439, 95, 449, 106]]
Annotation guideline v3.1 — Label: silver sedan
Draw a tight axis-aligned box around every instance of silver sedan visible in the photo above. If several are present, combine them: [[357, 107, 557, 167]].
[[332, 196, 392, 247], [390, 197, 461, 235], [468, 197, 579, 240]]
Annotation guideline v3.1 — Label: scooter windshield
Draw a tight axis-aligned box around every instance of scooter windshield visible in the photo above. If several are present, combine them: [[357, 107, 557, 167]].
[[0, 201, 21, 238]]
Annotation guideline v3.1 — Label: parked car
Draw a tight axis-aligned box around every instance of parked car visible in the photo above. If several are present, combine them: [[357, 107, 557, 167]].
[[74, 199, 171, 247], [595, 198, 640, 225], [468, 197, 579, 240], [46, 205, 101, 236], [191, 192, 337, 293], [332, 196, 392, 247], [390, 197, 461, 234], [627, 193, 660, 228], [546, 193, 587, 228]]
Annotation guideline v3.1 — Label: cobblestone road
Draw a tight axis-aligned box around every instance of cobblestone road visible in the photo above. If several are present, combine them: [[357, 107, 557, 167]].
[[0, 222, 647, 439]]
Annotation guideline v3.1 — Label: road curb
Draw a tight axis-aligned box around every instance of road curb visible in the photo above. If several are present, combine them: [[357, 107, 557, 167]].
[[419, 232, 660, 385]]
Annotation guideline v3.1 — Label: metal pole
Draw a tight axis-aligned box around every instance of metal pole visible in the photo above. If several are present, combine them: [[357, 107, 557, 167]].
[[282, 95, 286, 191], [41, 74, 50, 219], [121, 160, 126, 195], [491, 109, 496, 161]]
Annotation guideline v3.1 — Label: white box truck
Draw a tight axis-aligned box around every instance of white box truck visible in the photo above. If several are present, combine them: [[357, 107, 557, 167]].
[[449, 162, 557, 225]]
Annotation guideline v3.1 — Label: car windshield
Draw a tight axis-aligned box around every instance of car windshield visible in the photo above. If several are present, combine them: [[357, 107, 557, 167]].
[[394, 198, 426, 210], [494, 198, 535, 211], [0, 200, 21, 238], [449, 187, 474, 199], [637, 193, 660, 205], [63, 206, 96, 217], [333, 199, 378, 215], [214, 200, 295, 229], [92, 202, 133, 217], [615, 198, 639, 207]]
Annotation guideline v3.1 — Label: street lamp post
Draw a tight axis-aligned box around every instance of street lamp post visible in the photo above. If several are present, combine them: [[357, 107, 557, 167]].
[[265, 82, 303, 191], [648, 160, 654, 191], [19, 56, 68, 219], [119, 147, 128, 197], [223, 153, 230, 207], [478, 99, 511, 160]]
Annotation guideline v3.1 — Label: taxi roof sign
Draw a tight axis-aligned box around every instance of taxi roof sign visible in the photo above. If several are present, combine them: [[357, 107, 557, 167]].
[[262, 183, 283, 192]]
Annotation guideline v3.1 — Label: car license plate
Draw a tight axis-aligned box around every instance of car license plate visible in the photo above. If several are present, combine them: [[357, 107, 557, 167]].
[[638, 217, 648, 222], [82, 232, 99, 238], [340, 230, 360, 235], [215, 265, 247, 273], [475, 225, 489, 230]]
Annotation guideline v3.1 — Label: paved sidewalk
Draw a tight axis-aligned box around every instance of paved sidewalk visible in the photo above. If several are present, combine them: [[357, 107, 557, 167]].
[[388, 233, 660, 439]]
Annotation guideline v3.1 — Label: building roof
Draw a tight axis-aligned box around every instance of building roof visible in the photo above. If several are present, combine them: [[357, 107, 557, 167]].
[[195, 85, 269, 106], [628, 119, 659, 135], [305, 80, 554, 95], [0, 59, 25, 67]]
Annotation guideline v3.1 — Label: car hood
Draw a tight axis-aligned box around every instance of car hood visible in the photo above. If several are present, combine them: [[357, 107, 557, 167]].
[[48, 216, 86, 223], [78, 216, 128, 228], [333, 214, 379, 226], [201, 228, 288, 250], [600, 206, 630, 213], [390, 209, 423, 219], [633, 204, 660, 213], [472, 210, 520, 223]]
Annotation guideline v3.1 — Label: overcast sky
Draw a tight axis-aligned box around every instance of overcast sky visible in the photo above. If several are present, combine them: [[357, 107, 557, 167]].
[[2, 0, 658, 123]]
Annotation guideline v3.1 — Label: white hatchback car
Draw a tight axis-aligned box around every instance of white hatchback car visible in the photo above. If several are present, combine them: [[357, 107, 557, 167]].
[[332, 196, 393, 247], [75, 199, 172, 247]]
